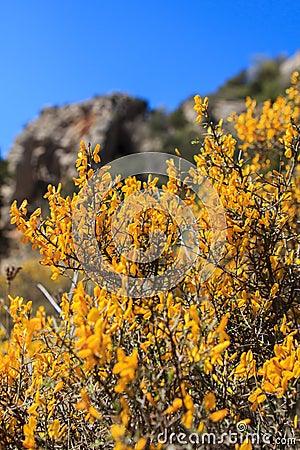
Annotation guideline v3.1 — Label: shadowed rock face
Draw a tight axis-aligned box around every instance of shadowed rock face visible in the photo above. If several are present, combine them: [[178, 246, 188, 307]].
[[7, 93, 160, 205]]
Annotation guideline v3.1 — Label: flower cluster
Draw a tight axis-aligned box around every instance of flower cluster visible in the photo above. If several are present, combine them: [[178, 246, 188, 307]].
[[1, 72, 299, 449]]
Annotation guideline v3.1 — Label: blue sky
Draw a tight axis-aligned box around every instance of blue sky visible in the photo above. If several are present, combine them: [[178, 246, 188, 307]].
[[0, 0, 299, 157]]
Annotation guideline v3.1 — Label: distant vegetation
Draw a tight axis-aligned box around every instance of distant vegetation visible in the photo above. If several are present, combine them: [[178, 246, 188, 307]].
[[212, 56, 288, 102], [148, 107, 199, 161], [149, 56, 290, 160]]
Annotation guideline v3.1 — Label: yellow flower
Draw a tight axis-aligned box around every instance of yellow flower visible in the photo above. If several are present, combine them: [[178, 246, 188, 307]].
[[111, 423, 125, 439], [113, 348, 138, 379], [89, 406, 101, 419], [22, 436, 36, 449], [234, 350, 256, 378], [93, 143, 101, 163], [163, 398, 183, 415], [48, 419, 61, 439], [236, 439, 252, 450], [204, 392, 216, 410], [209, 409, 228, 422], [113, 349, 139, 393], [182, 410, 193, 428], [135, 437, 147, 450], [193, 95, 209, 123], [248, 388, 266, 411], [23, 416, 37, 448]]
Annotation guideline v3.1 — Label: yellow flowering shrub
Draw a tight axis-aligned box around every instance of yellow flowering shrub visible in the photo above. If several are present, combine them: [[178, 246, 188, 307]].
[[0, 73, 299, 449]]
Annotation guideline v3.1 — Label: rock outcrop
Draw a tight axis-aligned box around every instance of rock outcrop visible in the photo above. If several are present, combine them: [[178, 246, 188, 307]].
[[6, 93, 165, 206], [280, 50, 300, 81]]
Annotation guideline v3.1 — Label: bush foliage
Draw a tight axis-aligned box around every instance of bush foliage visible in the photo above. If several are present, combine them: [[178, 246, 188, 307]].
[[0, 72, 300, 449]]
